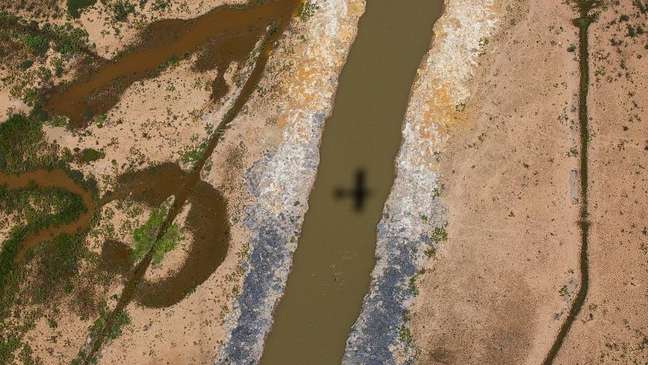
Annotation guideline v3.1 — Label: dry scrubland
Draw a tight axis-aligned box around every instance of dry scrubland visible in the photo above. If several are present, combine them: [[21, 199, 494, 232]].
[[0, 0, 361, 364], [1, 0, 647, 364], [402, 0, 648, 364]]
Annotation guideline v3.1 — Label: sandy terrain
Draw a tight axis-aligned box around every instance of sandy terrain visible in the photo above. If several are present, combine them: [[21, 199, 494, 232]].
[[364, 0, 648, 364], [44, 55, 217, 192], [1, 0, 362, 364], [50, 1, 364, 364], [554, 1, 648, 363], [0, 86, 29, 121], [409, 1, 582, 362], [4, 0, 645, 364]]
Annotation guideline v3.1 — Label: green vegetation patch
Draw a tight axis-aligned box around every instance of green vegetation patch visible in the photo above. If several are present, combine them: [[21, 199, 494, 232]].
[[43, 23, 91, 57], [0, 114, 46, 173], [0, 186, 86, 293], [112, 0, 135, 21], [79, 148, 105, 163], [131, 205, 183, 265], [67, 0, 97, 18], [23, 34, 49, 56], [0, 13, 91, 58], [89, 307, 130, 341], [180, 139, 208, 168], [31, 233, 87, 304]]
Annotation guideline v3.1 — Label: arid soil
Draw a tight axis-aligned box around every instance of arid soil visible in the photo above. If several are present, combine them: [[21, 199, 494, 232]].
[[0, 1, 361, 364], [409, 1, 581, 362], [377, 0, 648, 364], [3, 0, 646, 364], [554, 1, 648, 363]]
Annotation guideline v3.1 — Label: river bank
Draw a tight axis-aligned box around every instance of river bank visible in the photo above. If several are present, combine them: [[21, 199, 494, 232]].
[[0, 1, 364, 363], [352, 0, 648, 364], [216, 1, 365, 363]]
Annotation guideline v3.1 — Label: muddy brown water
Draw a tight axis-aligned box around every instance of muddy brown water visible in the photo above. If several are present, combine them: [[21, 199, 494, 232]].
[[261, 1, 442, 364], [0, 169, 94, 262], [43, 0, 297, 128]]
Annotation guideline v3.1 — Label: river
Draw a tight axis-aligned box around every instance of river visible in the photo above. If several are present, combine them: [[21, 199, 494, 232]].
[[261, 1, 442, 363]]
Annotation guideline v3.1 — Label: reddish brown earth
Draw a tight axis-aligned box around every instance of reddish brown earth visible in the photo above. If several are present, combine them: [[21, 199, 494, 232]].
[[555, 1, 648, 363], [410, 1, 648, 364]]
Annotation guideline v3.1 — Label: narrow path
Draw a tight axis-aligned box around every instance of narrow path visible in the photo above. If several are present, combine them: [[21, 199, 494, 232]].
[[543, 1, 597, 363], [75, 1, 300, 363]]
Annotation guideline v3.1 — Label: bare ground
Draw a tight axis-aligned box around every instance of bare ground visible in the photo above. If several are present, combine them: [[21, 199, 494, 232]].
[[554, 1, 648, 363], [410, 1, 585, 364]]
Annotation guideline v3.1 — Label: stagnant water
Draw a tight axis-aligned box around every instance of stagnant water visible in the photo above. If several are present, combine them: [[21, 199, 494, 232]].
[[43, 0, 297, 128], [261, 1, 441, 364]]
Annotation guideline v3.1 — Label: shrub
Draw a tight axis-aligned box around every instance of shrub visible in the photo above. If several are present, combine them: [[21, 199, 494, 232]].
[[151, 0, 170, 11], [131, 205, 182, 265], [430, 226, 448, 242], [23, 34, 49, 56], [298, 1, 319, 21], [0, 114, 45, 172], [18, 59, 33, 70], [67, 0, 97, 18], [112, 0, 135, 21], [0, 335, 20, 364], [79, 148, 105, 163], [42, 23, 91, 57]]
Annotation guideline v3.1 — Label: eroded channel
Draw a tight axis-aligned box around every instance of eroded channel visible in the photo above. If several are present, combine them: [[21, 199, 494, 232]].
[[261, 1, 442, 364], [542, 1, 597, 363]]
